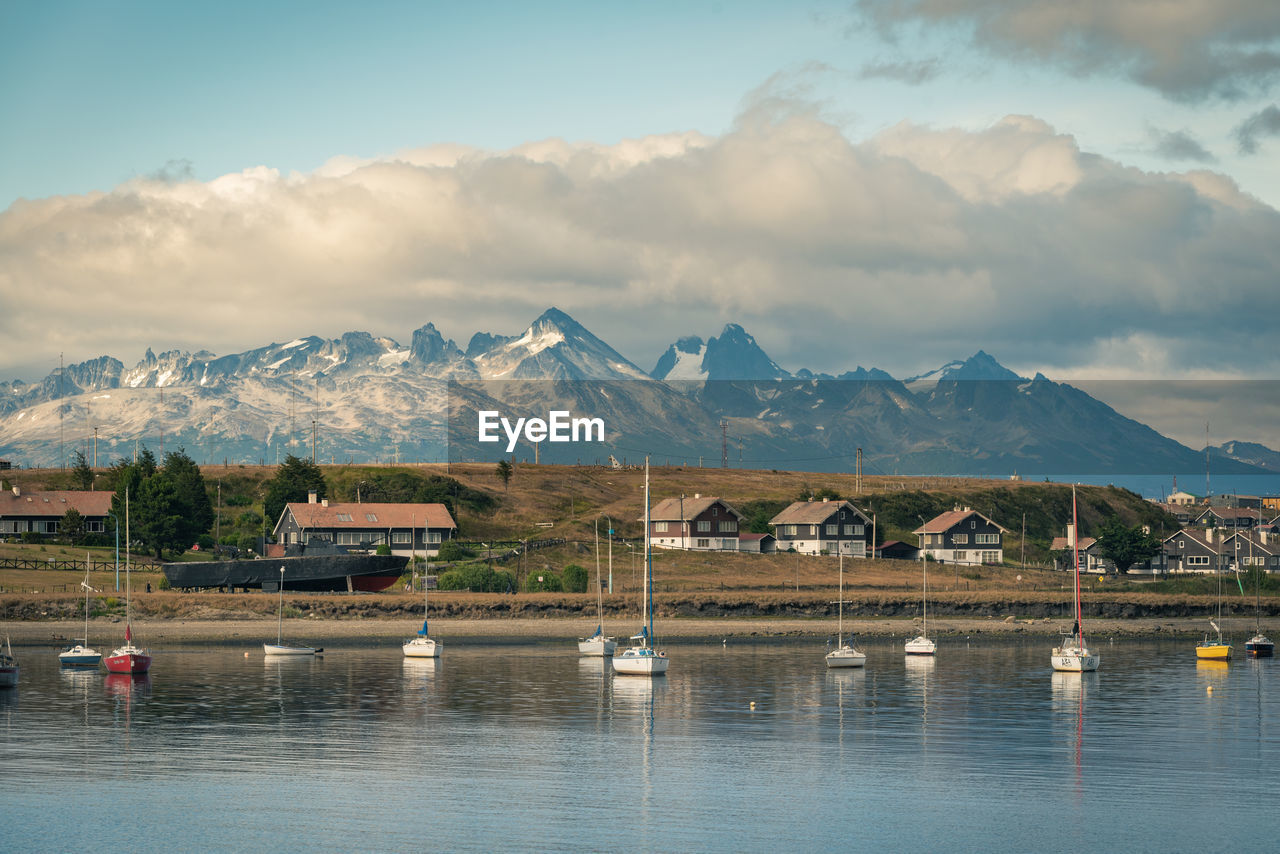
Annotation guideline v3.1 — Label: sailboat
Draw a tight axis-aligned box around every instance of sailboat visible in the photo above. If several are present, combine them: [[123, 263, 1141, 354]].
[[904, 552, 936, 656], [613, 458, 669, 676], [59, 554, 103, 667], [403, 554, 440, 659], [579, 516, 617, 656], [1052, 485, 1099, 672], [0, 635, 17, 688], [104, 491, 152, 674], [1244, 513, 1273, 657], [826, 551, 867, 668], [265, 565, 320, 656], [1196, 527, 1232, 661]]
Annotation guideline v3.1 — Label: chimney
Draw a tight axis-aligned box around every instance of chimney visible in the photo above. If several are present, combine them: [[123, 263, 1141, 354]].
[[1205, 528, 1214, 543], [1262, 530, 1269, 546], [321, 498, 329, 507], [308, 491, 317, 504], [822, 497, 829, 503], [10, 485, 18, 496], [694, 493, 701, 499]]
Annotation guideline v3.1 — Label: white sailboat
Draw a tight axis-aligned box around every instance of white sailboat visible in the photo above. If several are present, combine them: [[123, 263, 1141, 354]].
[[613, 458, 669, 676], [826, 552, 866, 668], [904, 551, 937, 656], [60, 554, 103, 667], [265, 566, 320, 656], [579, 516, 617, 656], [403, 569, 440, 659], [0, 635, 17, 688], [104, 491, 152, 674], [1052, 485, 1099, 672]]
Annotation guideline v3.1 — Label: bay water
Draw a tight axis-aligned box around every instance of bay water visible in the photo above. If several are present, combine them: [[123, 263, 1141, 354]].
[[1, 638, 1275, 852]]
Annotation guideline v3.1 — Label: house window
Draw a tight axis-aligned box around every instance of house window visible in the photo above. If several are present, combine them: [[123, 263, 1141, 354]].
[[336, 513, 353, 522], [826, 525, 839, 536], [954, 550, 967, 561], [712, 506, 718, 516], [976, 533, 999, 545], [981, 551, 999, 564], [697, 521, 711, 532], [427, 532, 442, 544], [970, 521, 976, 529], [86, 520, 105, 533], [809, 525, 818, 536], [953, 534, 969, 545], [852, 524, 864, 536], [655, 522, 668, 533], [1187, 555, 1209, 566], [365, 513, 378, 522], [719, 521, 737, 533], [392, 531, 412, 544], [696, 539, 710, 548], [783, 525, 796, 536], [336, 532, 366, 545]]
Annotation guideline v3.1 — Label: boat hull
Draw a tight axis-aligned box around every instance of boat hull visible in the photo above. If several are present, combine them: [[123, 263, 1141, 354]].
[[402, 637, 440, 658], [1245, 635, 1274, 658], [0, 664, 17, 687], [578, 637, 617, 657], [162, 553, 407, 592], [264, 643, 319, 656], [104, 648, 151, 674], [1051, 650, 1100, 672], [59, 645, 103, 667], [825, 646, 867, 668], [904, 636, 936, 656], [612, 647, 668, 675], [1196, 643, 1232, 661]]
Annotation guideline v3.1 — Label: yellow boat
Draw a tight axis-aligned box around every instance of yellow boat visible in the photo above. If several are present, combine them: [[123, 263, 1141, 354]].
[[1196, 620, 1231, 661]]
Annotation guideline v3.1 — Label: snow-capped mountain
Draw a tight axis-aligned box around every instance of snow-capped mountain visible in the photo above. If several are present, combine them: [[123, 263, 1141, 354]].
[[1, 309, 1272, 475]]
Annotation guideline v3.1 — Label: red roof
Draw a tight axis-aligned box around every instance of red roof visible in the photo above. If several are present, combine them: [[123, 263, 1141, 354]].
[[284, 501, 456, 530], [0, 489, 114, 518]]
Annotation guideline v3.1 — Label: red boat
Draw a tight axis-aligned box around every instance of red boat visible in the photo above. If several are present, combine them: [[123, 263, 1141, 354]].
[[103, 624, 151, 674]]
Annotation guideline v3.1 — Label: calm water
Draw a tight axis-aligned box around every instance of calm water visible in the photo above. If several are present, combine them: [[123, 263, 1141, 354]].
[[1, 638, 1276, 852]]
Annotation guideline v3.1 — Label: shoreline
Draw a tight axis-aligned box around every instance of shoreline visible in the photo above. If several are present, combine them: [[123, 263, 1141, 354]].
[[3, 615, 1263, 646]]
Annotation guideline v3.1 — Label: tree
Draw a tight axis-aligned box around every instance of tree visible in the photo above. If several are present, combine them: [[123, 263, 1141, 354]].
[[71, 449, 94, 490], [263, 455, 327, 530], [561, 563, 588, 593], [496, 459, 513, 491], [60, 507, 85, 544], [164, 448, 214, 550], [134, 472, 183, 559], [1095, 516, 1162, 575]]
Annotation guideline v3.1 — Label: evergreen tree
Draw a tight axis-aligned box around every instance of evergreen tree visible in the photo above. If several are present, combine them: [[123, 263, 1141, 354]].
[[71, 449, 94, 490], [496, 459, 513, 491], [264, 455, 328, 530], [164, 448, 214, 549], [1096, 516, 1162, 575]]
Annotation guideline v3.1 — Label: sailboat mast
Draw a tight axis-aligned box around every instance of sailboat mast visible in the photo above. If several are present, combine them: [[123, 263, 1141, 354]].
[[644, 457, 653, 645], [837, 551, 844, 643], [1072, 484, 1083, 643], [277, 566, 285, 645]]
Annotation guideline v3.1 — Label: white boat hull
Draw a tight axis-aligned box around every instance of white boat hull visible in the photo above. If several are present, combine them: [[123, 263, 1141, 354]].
[[578, 637, 617, 657], [59, 644, 103, 667], [1051, 645, 1099, 672], [904, 636, 936, 656], [264, 643, 319, 656], [825, 646, 867, 668], [402, 636, 440, 658], [612, 646, 668, 675]]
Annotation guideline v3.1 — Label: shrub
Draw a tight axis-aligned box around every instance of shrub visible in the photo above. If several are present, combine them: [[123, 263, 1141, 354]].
[[436, 540, 474, 562], [158, 575, 172, 591], [561, 564, 589, 593], [523, 571, 563, 593], [196, 534, 216, 550], [375, 543, 391, 555]]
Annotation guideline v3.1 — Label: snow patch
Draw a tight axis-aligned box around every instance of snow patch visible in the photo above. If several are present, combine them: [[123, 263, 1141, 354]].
[[92, 394, 111, 400], [507, 327, 565, 356], [156, 370, 173, 387], [283, 339, 310, 350], [16, 411, 25, 420], [664, 345, 708, 381]]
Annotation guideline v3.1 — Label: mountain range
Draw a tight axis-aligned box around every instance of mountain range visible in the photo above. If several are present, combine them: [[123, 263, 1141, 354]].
[[1, 307, 1276, 477]]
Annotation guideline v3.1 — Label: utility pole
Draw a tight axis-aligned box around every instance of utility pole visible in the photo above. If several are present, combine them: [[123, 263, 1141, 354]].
[[720, 420, 728, 468], [311, 420, 317, 464], [855, 447, 862, 493]]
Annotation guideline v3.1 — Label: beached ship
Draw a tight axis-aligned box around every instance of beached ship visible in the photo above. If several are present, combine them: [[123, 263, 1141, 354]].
[[162, 548, 407, 593]]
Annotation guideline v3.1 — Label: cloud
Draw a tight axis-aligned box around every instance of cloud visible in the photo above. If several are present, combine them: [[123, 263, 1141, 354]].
[[859, 58, 942, 85], [853, 0, 1280, 102], [1, 107, 1279, 393], [1234, 103, 1280, 152], [1147, 126, 1216, 162]]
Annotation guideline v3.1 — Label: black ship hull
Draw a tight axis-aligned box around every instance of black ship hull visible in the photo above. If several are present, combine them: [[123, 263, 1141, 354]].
[[163, 553, 407, 592]]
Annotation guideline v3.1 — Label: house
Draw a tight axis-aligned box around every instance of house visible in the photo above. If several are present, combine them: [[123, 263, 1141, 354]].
[[1167, 491, 1199, 506], [875, 540, 919, 561], [914, 507, 1006, 566], [0, 486, 113, 537], [1222, 530, 1280, 572], [769, 498, 873, 556], [1207, 494, 1262, 510], [1193, 506, 1261, 530], [1162, 528, 1230, 574], [738, 532, 777, 554], [1153, 501, 1197, 526], [273, 494, 457, 557], [1050, 534, 1110, 574], [646, 495, 742, 551]]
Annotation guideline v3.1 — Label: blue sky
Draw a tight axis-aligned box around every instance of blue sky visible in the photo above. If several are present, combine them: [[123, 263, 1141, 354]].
[[2, 1, 1280, 445]]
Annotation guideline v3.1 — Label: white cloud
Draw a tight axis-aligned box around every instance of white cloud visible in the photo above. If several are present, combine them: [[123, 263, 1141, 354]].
[[1, 107, 1278, 389]]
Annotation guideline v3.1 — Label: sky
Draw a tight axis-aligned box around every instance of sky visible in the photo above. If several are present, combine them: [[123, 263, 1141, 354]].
[[2, 1, 1279, 448]]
